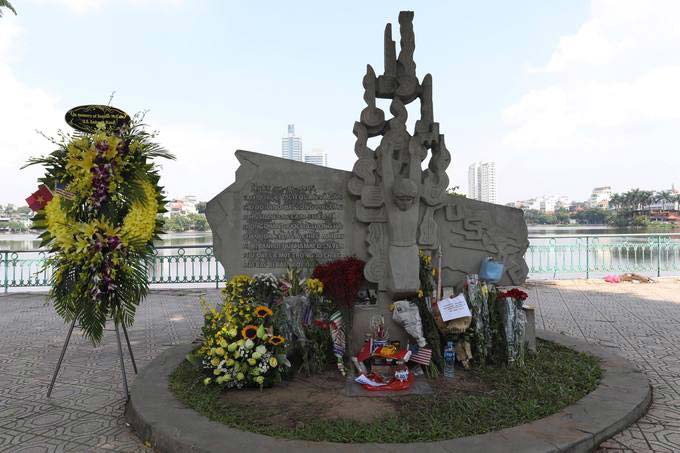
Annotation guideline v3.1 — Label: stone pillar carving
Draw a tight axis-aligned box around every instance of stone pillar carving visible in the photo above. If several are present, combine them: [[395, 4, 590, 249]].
[[348, 11, 450, 302]]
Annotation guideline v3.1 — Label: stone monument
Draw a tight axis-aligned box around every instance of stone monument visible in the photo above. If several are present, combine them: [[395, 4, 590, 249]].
[[206, 11, 529, 353]]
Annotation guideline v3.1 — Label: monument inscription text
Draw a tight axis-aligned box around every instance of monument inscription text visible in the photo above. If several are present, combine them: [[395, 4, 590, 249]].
[[241, 183, 345, 268]]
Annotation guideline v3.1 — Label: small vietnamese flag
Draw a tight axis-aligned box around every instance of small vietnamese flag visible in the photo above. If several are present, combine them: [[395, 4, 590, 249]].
[[26, 184, 53, 212]]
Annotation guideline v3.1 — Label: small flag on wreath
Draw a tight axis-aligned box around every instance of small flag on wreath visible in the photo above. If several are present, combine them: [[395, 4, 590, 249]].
[[26, 185, 53, 212], [54, 183, 75, 200]]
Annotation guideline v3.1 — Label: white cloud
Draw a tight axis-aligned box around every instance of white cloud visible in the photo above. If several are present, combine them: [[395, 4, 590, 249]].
[[534, 0, 680, 73], [504, 66, 680, 150], [152, 122, 265, 202], [0, 18, 64, 206], [501, 0, 680, 198], [0, 18, 250, 206]]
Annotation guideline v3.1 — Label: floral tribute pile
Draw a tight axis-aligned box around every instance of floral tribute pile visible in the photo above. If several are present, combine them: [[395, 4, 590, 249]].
[[196, 275, 292, 389], [194, 258, 366, 390], [25, 119, 173, 343]]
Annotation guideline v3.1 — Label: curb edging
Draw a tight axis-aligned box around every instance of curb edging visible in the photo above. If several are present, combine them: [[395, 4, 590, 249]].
[[126, 330, 651, 452]]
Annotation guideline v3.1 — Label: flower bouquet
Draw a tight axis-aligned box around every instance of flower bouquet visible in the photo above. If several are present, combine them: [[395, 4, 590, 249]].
[[196, 275, 290, 389], [496, 288, 529, 367]]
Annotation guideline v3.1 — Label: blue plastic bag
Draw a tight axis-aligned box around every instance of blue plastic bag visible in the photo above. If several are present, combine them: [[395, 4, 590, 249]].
[[479, 257, 504, 283]]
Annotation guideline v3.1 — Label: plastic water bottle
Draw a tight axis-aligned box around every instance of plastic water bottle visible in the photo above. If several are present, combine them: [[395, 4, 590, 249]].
[[444, 340, 455, 378]]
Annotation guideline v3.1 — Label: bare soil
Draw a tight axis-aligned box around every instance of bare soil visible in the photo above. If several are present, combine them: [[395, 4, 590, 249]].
[[219, 369, 491, 428]]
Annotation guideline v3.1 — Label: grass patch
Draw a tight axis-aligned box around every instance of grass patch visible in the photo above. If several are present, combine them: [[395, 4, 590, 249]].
[[169, 339, 602, 443]]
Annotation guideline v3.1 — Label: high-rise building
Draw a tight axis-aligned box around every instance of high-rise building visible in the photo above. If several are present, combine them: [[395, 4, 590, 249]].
[[281, 124, 302, 161], [588, 186, 611, 209], [304, 148, 328, 167], [468, 165, 478, 201], [468, 162, 497, 204]]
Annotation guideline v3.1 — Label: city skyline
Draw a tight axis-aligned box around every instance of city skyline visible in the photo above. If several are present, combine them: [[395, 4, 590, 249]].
[[2, 1, 679, 206]]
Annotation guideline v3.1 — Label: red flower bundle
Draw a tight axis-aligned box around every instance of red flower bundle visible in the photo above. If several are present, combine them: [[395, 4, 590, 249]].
[[498, 288, 528, 302], [311, 256, 365, 308]]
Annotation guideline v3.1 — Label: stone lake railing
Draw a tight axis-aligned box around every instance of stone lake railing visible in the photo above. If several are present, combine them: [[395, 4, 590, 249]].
[[3, 233, 680, 292]]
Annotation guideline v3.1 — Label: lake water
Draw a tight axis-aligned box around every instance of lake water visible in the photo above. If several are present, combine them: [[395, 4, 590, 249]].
[[527, 224, 680, 236], [4, 227, 680, 280], [3, 226, 680, 251], [0, 231, 214, 252]]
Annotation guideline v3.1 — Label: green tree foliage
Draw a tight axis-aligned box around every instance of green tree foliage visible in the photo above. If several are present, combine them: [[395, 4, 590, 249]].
[[523, 210, 558, 225], [573, 208, 611, 225], [164, 213, 210, 232], [7, 220, 29, 232], [608, 188, 678, 226]]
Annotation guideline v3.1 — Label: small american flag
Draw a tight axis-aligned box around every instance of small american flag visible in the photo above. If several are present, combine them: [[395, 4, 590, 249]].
[[409, 346, 432, 366], [54, 183, 75, 200]]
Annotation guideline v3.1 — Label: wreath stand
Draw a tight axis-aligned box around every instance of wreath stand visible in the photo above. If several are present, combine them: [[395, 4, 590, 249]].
[[47, 317, 138, 399]]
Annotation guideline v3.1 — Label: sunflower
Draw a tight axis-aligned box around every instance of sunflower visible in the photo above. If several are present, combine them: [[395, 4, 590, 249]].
[[241, 325, 258, 339], [268, 335, 285, 346], [254, 306, 273, 318]]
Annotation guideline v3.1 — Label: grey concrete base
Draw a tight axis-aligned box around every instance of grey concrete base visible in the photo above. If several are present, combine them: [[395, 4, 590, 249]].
[[125, 330, 651, 452]]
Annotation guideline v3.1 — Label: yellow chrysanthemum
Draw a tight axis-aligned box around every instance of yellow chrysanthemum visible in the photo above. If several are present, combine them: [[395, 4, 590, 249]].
[[120, 179, 158, 245], [44, 196, 75, 251]]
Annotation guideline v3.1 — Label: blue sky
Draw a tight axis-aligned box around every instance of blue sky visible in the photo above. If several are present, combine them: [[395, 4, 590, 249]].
[[2, 0, 679, 205]]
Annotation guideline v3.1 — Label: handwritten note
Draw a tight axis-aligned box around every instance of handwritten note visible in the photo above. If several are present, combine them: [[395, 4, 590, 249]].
[[438, 294, 472, 322]]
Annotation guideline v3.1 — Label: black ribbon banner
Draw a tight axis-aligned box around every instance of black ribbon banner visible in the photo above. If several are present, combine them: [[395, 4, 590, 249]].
[[65, 105, 131, 133]]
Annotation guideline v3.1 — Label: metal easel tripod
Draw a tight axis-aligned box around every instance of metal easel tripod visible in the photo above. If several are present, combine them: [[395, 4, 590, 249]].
[[46, 317, 138, 399]]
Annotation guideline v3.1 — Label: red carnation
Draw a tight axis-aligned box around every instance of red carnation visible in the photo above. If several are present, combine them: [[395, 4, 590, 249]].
[[311, 256, 365, 308], [498, 288, 528, 302]]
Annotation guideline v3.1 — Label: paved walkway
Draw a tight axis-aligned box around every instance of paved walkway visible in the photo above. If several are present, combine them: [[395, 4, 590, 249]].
[[0, 281, 678, 452]]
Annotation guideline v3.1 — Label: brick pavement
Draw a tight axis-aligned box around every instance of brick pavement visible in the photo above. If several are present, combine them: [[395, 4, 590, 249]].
[[529, 279, 680, 452], [0, 281, 678, 452]]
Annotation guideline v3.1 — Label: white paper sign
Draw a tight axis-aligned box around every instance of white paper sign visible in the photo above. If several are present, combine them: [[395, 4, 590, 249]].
[[438, 293, 472, 322]]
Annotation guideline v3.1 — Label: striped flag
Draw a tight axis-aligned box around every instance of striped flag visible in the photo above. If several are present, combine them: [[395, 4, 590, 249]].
[[329, 311, 345, 358], [54, 183, 75, 200], [408, 346, 432, 366]]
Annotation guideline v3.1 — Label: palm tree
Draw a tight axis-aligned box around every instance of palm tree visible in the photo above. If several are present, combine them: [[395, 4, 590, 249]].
[[656, 190, 673, 211], [673, 193, 680, 211], [0, 0, 16, 17], [628, 188, 642, 211], [641, 190, 655, 210], [609, 193, 623, 210]]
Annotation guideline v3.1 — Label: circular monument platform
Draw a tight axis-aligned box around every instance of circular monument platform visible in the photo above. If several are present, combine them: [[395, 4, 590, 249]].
[[125, 330, 650, 452]]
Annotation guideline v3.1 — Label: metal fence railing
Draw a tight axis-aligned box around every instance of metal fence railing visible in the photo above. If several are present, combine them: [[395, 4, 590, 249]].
[[4, 234, 680, 292], [526, 233, 680, 279], [1, 245, 227, 293]]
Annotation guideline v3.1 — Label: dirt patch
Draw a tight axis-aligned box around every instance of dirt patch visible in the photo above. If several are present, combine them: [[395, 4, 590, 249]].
[[219, 369, 492, 427]]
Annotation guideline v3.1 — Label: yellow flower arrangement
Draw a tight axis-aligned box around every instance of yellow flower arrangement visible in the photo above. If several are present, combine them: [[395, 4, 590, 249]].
[[305, 278, 324, 296], [44, 196, 75, 251], [196, 274, 290, 389]]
